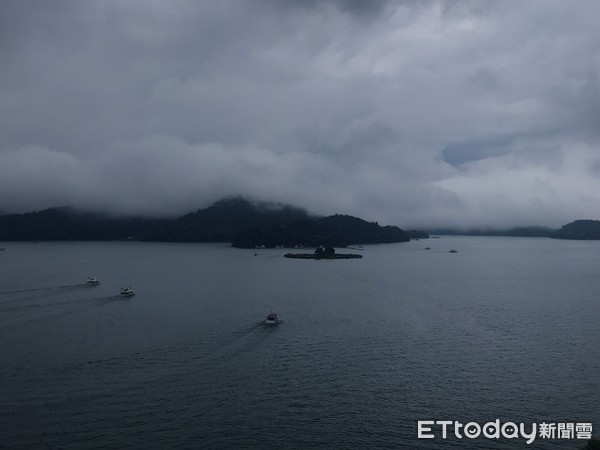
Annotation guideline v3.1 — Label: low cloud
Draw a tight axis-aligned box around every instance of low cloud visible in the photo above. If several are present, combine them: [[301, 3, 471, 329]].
[[1, 1, 599, 227]]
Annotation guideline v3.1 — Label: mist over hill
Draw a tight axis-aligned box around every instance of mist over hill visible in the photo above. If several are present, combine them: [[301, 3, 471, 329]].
[[0, 198, 415, 247], [426, 221, 600, 240], [3, 197, 598, 244], [425, 226, 556, 238]]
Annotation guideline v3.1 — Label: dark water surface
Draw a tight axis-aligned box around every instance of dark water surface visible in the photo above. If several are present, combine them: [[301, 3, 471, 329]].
[[0, 238, 598, 449]]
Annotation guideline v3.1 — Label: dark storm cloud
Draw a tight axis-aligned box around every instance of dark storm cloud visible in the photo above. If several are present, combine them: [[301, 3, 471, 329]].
[[1, 0, 599, 227], [442, 135, 522, 167]]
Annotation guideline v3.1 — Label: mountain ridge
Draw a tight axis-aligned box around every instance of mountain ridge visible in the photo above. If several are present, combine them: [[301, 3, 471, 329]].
[[0, 197, 417, 247], [2, 199, 598, 243]]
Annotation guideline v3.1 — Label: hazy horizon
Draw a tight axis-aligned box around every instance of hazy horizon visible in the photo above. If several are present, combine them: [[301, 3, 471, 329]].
[[1, 1, 600, 228], [0, 195, 587, 233]]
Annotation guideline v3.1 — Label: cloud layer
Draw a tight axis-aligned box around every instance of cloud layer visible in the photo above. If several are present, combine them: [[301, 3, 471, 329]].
[[1, 0, 599, 227]]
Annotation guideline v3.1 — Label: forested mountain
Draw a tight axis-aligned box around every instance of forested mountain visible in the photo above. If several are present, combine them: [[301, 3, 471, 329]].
[[232, 213, 411, 248], [550, 220, 600, 240], [0, 198, 418, 247], [0, 207, 164, 241]]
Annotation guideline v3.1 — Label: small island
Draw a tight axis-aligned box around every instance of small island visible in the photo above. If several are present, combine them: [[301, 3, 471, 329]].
[[284, 246, 362, 260]]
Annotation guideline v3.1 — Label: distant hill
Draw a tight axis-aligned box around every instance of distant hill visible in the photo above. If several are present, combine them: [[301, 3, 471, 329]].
[[144, 198, 311, 243], [426, 226, 555, 238], [0, 198, 419, 247], [406, 229, 430, 239], [0, 207, 164, 241], [550, 220, 600, 240], [425, 220, 600, 240], [232, 213, 411, 249]]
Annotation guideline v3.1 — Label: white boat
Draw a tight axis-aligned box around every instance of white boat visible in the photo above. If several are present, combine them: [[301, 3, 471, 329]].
[[120, 287, 135, 297], [265, 311, 278, 325], [86, 277, 100, 286]]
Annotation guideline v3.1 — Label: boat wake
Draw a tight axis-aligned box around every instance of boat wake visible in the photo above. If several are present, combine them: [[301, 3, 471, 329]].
[[0, 295, 118, 313], [0, 285, 91, 306], [0, 284, 85, 296], [212, 321, 283, 361]]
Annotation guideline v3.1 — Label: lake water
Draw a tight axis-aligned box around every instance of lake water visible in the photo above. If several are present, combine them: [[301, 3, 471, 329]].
[[0, 238, 598, 449]]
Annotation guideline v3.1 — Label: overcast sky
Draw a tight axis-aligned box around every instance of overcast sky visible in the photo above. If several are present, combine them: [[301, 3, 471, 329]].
[[1, 0, 599, 228]]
